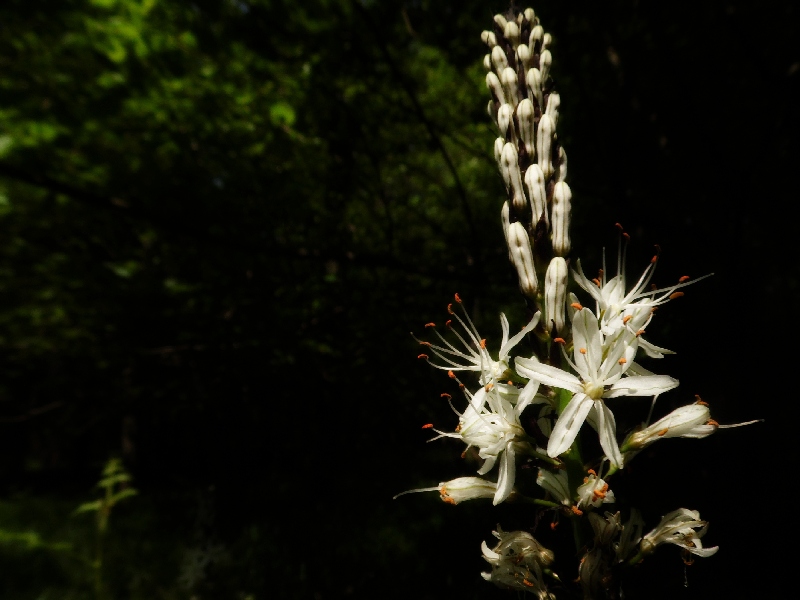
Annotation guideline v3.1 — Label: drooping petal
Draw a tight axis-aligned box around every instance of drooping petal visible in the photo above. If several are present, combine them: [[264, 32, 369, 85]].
[[499, 312, 540, 359], [547, 392, 593, 457], [593, 400, 623, 467], [493, 443, 516, 505], [604, 375, 678, 398], [516, 377, 540, 414]]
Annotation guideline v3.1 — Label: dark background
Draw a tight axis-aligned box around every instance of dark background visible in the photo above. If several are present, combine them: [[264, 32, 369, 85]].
[[0, 0, 795, 598]]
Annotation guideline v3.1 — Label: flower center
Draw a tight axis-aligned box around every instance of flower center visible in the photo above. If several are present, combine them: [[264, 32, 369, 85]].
[[583, 381, 604, 400]]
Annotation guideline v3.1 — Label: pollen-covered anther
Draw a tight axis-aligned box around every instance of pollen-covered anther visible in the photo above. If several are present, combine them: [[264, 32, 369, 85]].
[[448, 370, 456, 378], [550, 521, 558, 531], [422, 423, 434, 429], [553, 337, 566, 345], [454, 424, 461, 432], [460, 450, 467, 458], [447, 303, 454, 314], [454, 293, 462, 303], [425, 322, 436, 328], [592, 278, 601, 286], [485, 382, 494, 392], [579, 347, 586, 354], [707, 419, 719, 427], [522, 579, 535, 588], [669, 292, 685, 300], [445, 319, 452, 328], [571, 302, 583, 310], [587, 469, 596, 476], [480, 338, 487, 349], [623, 233, 630, 241], [618, 358, 627, 365], [679, 275, 691, 282], [571, 506, 584, 516], [418, 354, 429, 360], [657, 428, 669, 436], [614, 222, 624, 231], [635, 329, 645, 336], [622, 315, 633, 324], [440, 393, 452, 399], [419, 341, 431, 347], [651, 255, 658, 264]]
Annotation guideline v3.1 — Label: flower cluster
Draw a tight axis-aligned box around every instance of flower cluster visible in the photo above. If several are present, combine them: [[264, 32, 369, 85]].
[[395, 6, 760, 598]]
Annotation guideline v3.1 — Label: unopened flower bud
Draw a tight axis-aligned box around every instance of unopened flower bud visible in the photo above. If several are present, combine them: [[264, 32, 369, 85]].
[[523, 8, 535, 22], [500, 67, 519, 107], [551, 181, 572, 256], [555, 146, 567, 182], [501, 201, 511, 257], [542, 32, 553, 51], [491, 45, 508, 73], [493, 14, 508, 30], [536, 113, 554, 179], [493, 137, 504, 165], [524, 164, 547, 226], [497, 103, 515, 141], [539, 49, 552, 82], [545, 257, 568, 334], [507, 222, 538, 297], [516, 43, 531, 72], [486, 71, 505, 105], [481, 30, 497, 48], [503, 21, 520, 47], [483, 53, 491, 71], [530, 24, 543, 50], [500, 143, 526, 214], [526, 68, 543, 110], [545, 91, 561, 128], [516, 99, 536, 156]]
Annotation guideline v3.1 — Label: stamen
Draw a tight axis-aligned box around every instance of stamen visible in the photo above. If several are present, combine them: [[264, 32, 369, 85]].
[[419, 341, 431, 346], [622, 315, 632, 324], [614, 222, 623, 231], [623, 232, 630, 241], [587, 469, 596, 476], [425, 322, 436, 328], [636, 329, 645, 336], [651, 255, 658, 264], [618, 358, 627, 365], [706, 419, 719, 427], [570, 302, 583, 310], [522, 579, 534, 588], [454, 424, 461, 432], [592, 278, 601, 287], [679, 275, 691, 283], [579, 347, 587, 354], [421, 423, 434, 429], [447, 303, 454, 314], [418, 354, 429, 360], [480, 338, 487, 349], [669, 291, 685, 299], [445, 319, 452, 328], [571, 506, 583, 516], [440, 393, 452, 399], [553, 337, 566, 345], [657, 428, 669, 436], [454, 293, 462, 303], [485, 383, 494, 392], [448, 370, 456, 378]]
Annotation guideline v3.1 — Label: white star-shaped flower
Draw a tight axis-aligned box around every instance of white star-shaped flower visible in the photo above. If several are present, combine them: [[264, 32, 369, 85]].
[[516, 305, 678, 467]]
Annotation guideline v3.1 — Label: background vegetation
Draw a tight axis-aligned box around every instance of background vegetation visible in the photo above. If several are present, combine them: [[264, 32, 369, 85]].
[[0, 0, 795, 598]]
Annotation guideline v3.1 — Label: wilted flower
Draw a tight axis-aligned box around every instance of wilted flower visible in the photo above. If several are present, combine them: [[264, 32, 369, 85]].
[[640, 508, 719, 559], [481, 527, 555, 597]]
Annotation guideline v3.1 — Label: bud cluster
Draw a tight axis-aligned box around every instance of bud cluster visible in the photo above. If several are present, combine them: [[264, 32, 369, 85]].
[[483, 8, 570, 326]]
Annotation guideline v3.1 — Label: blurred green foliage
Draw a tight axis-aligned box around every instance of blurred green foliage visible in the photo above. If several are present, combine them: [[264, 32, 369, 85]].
[[0, 0, 794, 598]]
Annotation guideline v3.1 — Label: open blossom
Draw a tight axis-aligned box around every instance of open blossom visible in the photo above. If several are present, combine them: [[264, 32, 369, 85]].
[[516, 305, 678, 466], [414, 295, 540, 386], [481, 528, 555, 597], [429, 383, 529, 505], [576, 470, 615, 509], [571, 236, 712, 357], [640, 508, 719, 559]]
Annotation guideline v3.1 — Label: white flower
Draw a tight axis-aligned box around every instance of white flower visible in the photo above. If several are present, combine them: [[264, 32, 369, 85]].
[[516, 305, 678, 467], [536, 468, 571, 506], [393, 476, 500, 505], [572, 239, 712, 356], [481, 528, 555, 597], [640, 508, 719, 558], [622, 400, 763, 457], [429, 384, 527, 505], [414, 294, 540, 385], [576, 470, 615, 509]]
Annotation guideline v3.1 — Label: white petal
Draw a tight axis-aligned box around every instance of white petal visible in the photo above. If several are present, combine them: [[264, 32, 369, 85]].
[[515, 356, 583, 392], [516, 377, 541, 414], [493, 444, 516, 505], [547, 393, 593, 457], [499, 311, 540, 359], [604, 375, 679, 398], [593, 401, 623, 467]]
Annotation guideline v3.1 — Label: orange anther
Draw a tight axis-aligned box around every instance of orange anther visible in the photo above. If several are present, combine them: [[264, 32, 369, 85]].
[[622, 315, 632, 324], [442, 495, 456, 505], [651, 255, 658, 264], [454, 293, 462, 303], [445, 319, 452, 328], [522, 579, 535, 588], [421, 423, 434, 429], [440, 393, 452, 399], [614, 222, 624, 231], [425, 322, 436, 328], [679, 275, 691, 283], [570, 302, 583, 310], [485, 383, 494, 392], [657, 428, 669, 436], [418, 354, 429, 360], [571, 506, 584, 516], [579, 347, 587, 354], [623, 232, 630, 240], [448, 370, 456, 378], [636, 329, 645, 336], [707, 419, 719, 427], [454, 424, 461, 432], [583, 477, 589, 484], [460, 450, 467, 458], [601, 483, 608, 492], [480, 338, 487, 349], [550, 521, 558, 531], [669, 292, 685, 300], [592, 278, 601, 287], [587, 469, 596, 476], [507, 380, 513, 385], [447, 303, 454, 314], [618, 358, 627, 365], [458, 383, 465, 389], [419, 341, 431, 346], [553, 337, 566, 345]]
